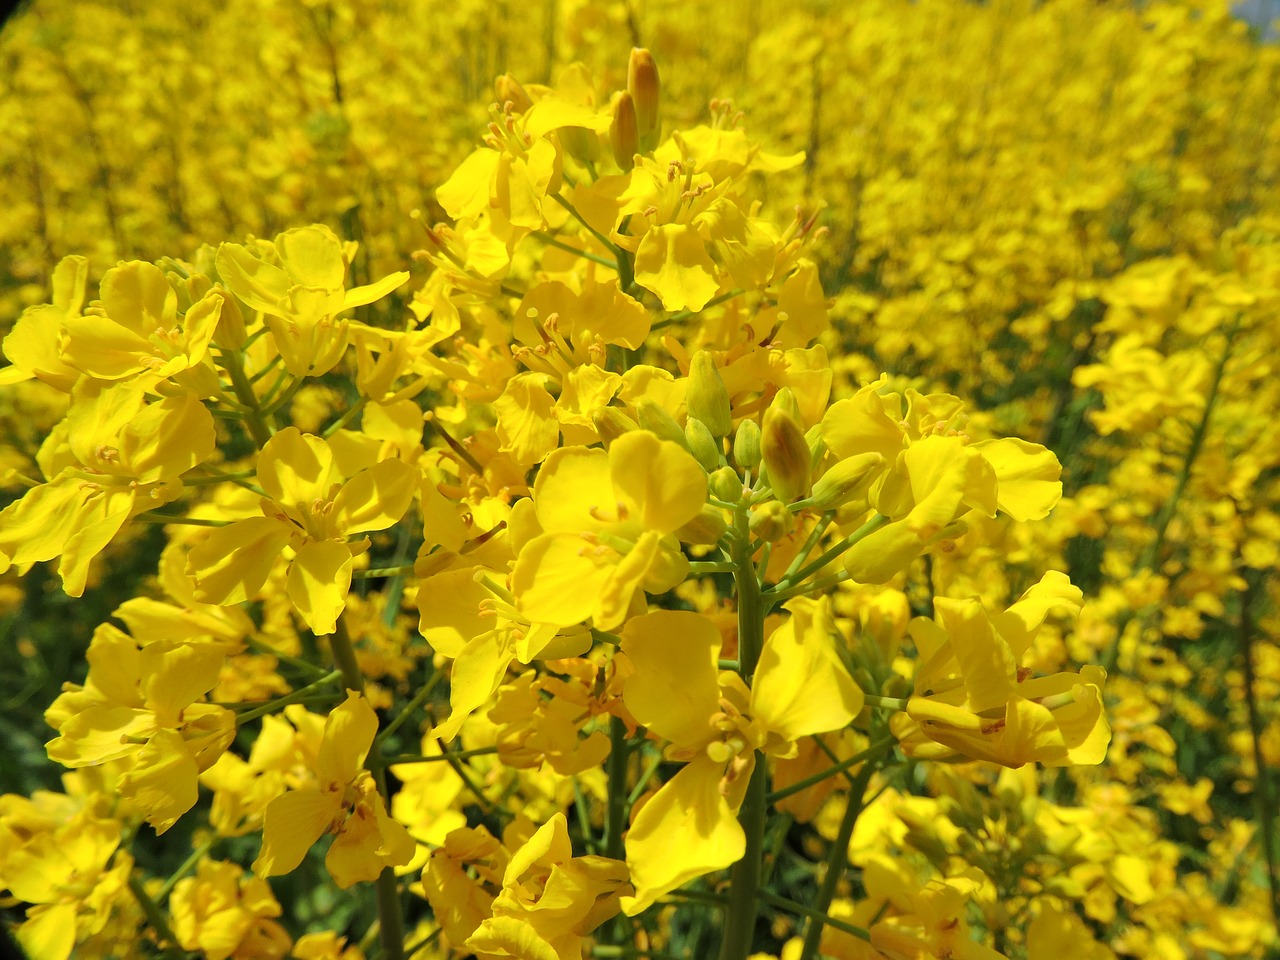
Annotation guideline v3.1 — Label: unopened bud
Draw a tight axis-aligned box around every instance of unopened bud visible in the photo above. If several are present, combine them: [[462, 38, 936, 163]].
[[685, 417, 721, 471], [687, 350, 732, 437], [636, 398, 689, 450], [495, 74, 532, 114], [733, 419, 762, 471], [628, 48, 661, 148], [677, 504, 729, 545], [593, 407, 640, 446], [809, 453, 884, 509], [749, 500, 795, 543], [211, 285, 247, 350], [710, 466, 743, 504], [611, 91, 639, 171], [761, 406, 812, 503], [771, 386, 804, 424]]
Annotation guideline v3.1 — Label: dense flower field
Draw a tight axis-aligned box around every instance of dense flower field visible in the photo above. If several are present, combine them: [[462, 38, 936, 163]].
[[0, 1, 1277, 958]]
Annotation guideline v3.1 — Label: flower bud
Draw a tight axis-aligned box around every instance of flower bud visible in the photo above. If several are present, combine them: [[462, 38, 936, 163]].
[[710, 466, 743, 503], [636, 398, 689, 450], [559, 125, 601, 167], [733, 419, 762, 471], [628, 48, 661, 148], [593, 407, 640, 446], [677, 504, 729, 545], [686, 350, 732, 437], [685, 417, 722, 471], [495, 73, 532, 114], [809, 453, 885, 509], [611, 91, 639, 171], [211, 285, 247, 351], [771, 386, 804, 424], [762, 406, 812, 503], [749, 500, 795, 543]]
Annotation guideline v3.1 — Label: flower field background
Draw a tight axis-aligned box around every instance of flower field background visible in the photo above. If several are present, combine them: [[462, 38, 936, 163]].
[[0, 0, 1278, 958]]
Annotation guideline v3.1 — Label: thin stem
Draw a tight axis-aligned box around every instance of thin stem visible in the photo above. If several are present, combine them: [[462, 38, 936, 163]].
[[134, 513, 231, 528], [688, 560, 736, 574], [628, 751, 664, 806], [155, 835, 215, 902], [798, 756, 880, 960], [757, 891, 871, 944], [605, 716, 630, 861], [354, 564, 417, 580], [863, 695, 909, 711], [376, 746, 499, 765], [128, 874, 183, 958], [533, 230, 618, 267], [766, 736, 895, 804], [550, 192, 624, 259], [323, 395, 368, 438], [780, 511, 837, 584], [374, 670, 442, 748], [767, 514, 888, 596], [217, 347, 274, 447], [651, 288, 747, 331], [1239, 568, 1279, 927], [235, 670, 343, 725]]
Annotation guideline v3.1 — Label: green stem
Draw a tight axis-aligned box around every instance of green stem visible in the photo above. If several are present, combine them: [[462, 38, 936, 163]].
[[533, 230, 618, 267], [330, 619, 405, 960], [717, 757, 768, 960], [780, 511, 837, 583], [758, 890, 871, 944], [133, 513, 230, 527], [155, 835, 215, 902], [606, 716, 629, 861], [218, 347, 274, 447], [1239, 568, 1280, 928], [374, 670, 442, 748], [353, 564, 417, 579], [324, 395, 368, 438], [797, 756, 880, 960], [688, 560, 736, 574], [128, 874, 184, 958], [551, 192, 624, 259], [235, 670, 343, 725], [863, 695, 909, 710], [376, 746, 498, 765], [766, 736, 895, 804], [767, 514, 888, 596]]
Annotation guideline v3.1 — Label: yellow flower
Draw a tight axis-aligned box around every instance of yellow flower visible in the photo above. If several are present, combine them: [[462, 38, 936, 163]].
[[253, 692, 414, 888], [897, 573, 1110, 767], [187, 427, 416, 635], [511, 430, 706, 629], [618, 602, 864, 912], [169, 859, 291, 960]]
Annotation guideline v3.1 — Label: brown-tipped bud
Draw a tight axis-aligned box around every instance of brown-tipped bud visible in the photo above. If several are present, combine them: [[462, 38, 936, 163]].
[[611, 91, 639, 171], [628, 48, 661, 146], [677, 504, 729, 545], [733, 419, 762, 471], [686, 350, 732, 437], [211, 284, 247, 351], [593, 407, 640, 446], [710, 466, 744, 504], [749, 500, 795, 543], [810, 453, 885, 510], [685, 417, 721, 471], [636, 398, 689, 450], [771, 386, 804, 425], [762, 406, 812, 503], [495, 74, 532, 114]]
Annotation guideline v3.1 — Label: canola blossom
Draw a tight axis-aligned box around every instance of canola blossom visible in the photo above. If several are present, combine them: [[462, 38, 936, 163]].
[[0, 3, 1278, 960]]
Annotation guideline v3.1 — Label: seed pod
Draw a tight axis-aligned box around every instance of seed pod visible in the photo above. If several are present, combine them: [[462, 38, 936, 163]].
[[733, 419, 762, 471], [686, 350, 732, 437], [761, 406, 811, 503], [685, 417, 722, 471], [611, 91, 639, 171]]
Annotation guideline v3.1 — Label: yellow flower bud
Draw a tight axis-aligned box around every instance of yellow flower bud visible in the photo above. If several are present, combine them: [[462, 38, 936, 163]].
[[611, 90, 639, 171], [559, 125, 601, 167], [749, 500, 795, 542], [762, 406, 812, 503], [686, 350, 732, 437], [685, 417, 722, 471], [636, 398, 689, 450], [809, 453, 885, 509], [495, 73, 532, 114], [628, 47, 661, 148], [677, 504, 729, 545], [710, 466, 744, 504], [593, 407, 640, 446], [733, 419, 762, 470]]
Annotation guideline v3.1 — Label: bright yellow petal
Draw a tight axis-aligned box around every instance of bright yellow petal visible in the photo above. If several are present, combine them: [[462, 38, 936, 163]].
[[971, 437, 1063, 522], [317, 692, 378, 786], [332, 458, 417, 534], [257, 427, 337, 506], [609, 431, 707, 534], [287, 540, 354, 636], [187, 517, 291, 605], [622, 756, 745, 915], [634, 223, 719, 312], [253, 789, 339, 878], [933, 596, 1018, 716], [512, 533, 611, 627], [620, 610, 720, 749]]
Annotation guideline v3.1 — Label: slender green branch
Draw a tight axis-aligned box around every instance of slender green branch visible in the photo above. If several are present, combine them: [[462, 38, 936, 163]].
[[628, 750, 664, 806], [134, 513, 231, 527], [767, 513, 888, 596], [863, 695, 909, 711], [377, 745, 499, 766], [217, 347, 274, 447], [550, 192, 624, 259], [688, 560, 737, 574], [758, 890, 871, 944], [605, 716, 630, 861], [353, 564, 417, 580], [1239, 568, 1279, 927], [798, 756, 880, 960], [128, 874, 184, 958], [718, 756, 767, 960], [323, 395, 368, 438], [574, 781, 598, 852], [780, 511, 837, 584], [155, 835, 216, 902], [235, 670, 343, 726], [533, 230, 618, 267], [766, 736, 896, 804], [246, 636, 328, 677], [374, 670, 443, 748]]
